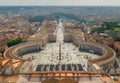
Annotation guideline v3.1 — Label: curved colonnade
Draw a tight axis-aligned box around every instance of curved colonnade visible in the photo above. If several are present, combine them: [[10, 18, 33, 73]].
[[4, 29, 115, 74], [4, 35, 48, 61], [64, 33, 116, 66], [5, 33, 115, 66]]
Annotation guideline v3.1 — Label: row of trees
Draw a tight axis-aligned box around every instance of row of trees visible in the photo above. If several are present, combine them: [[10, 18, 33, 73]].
[[28, 15, 56, 23], [53, 13, 86, 23], [28, 16, 45, 23], [91, 22, 120, 34], [7, 37, 22, 47], [91, 27, 106, 34], [28, 13, 87, 23], [53, 13, 80, 21], [91, 22, 120, 42], [103, 22, 120, 28]]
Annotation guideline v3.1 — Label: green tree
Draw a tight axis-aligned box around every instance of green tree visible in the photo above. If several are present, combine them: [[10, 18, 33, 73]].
[[7, 37, 22, 47]]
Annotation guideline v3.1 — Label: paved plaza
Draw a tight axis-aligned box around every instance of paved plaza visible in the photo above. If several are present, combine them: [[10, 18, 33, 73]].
[[21, 21, 100, 72]]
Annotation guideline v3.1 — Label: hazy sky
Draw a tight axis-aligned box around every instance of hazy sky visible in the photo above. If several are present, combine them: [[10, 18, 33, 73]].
[[0, 0, 120, 6]]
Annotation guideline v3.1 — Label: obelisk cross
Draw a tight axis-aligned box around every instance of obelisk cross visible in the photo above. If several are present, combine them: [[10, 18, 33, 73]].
[[59, 41, 61, 64]]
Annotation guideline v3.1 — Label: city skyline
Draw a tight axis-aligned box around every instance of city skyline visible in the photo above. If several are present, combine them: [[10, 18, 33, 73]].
[[0, 0, 120, 6]]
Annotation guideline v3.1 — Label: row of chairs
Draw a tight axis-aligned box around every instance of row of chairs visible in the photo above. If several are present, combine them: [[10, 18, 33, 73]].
[[36, 64, 83, 72]]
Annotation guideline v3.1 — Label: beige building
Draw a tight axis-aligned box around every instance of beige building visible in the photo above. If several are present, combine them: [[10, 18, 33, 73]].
[[114, 42, 120, 54], [86, 33, 115, 46]]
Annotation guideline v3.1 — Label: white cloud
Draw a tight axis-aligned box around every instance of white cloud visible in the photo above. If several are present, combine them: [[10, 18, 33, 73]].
[[0, 0, 120, 6]]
